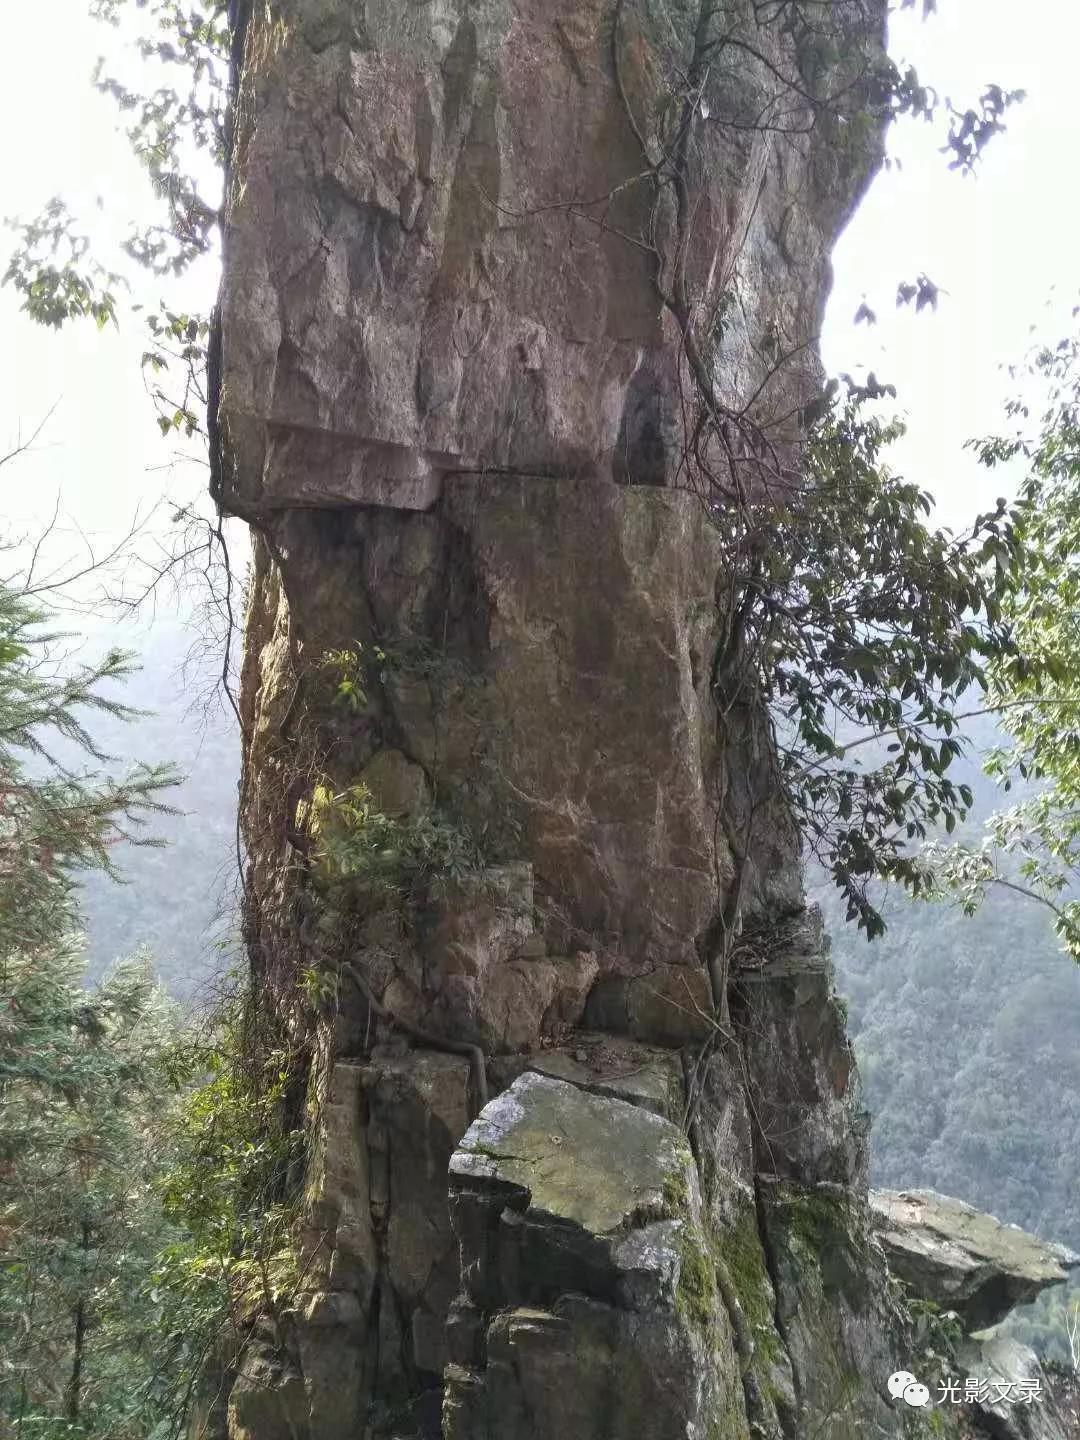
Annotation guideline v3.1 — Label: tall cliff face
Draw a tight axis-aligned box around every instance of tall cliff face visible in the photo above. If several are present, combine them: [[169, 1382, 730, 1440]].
[[213, 3, 905, 1438]]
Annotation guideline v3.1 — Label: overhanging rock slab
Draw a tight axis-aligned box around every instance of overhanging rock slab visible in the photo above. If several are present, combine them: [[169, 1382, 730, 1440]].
[[869, 1188, 1080, 1332]]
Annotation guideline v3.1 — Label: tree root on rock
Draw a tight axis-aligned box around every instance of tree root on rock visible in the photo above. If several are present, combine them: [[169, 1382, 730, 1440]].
[[340, 962, 489, 1113]]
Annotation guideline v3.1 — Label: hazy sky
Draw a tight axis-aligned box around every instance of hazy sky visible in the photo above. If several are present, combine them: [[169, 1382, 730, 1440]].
[[823, 0, 1080, 527], [1, 0, 1078, 555]]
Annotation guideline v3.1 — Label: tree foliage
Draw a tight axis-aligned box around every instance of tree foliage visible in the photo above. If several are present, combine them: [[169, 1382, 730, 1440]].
[[920, 320, 1080, 958], [150, 978, 308, 1433], [750, 397, 1018, 935], [0, 567, 301, 1438], [1, 949, 182, 1439], [0, 585, 180, 957], [0, 580, 183, 1437], [582, 1, 1024, 944]]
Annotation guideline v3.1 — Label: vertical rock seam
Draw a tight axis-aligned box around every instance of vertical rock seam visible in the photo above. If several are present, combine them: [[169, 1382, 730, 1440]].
[[208, 2, 919, 1438]]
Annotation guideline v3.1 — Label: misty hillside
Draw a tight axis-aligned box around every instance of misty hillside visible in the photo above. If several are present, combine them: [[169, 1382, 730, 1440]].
[[71, 615, 240, 1001]]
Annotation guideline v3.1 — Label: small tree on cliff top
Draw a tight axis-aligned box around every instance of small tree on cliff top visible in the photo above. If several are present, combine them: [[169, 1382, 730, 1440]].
[[2, 0, 1023, 947]]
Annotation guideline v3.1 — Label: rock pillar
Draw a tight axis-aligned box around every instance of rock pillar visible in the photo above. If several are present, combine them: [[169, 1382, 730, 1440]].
[[213, 2, 907, 1437]]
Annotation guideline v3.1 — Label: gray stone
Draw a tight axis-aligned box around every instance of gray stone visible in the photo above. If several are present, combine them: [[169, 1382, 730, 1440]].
[[227, 1347, 310, 1440], [445, 1071, 749, 1439], [294, 1304, 367, 1440], [365, 1050, 474, 1382], [684, 1042, 795, 1438], [957, 1335, 1073, 1440], [756, 1178, 907, 1439], [691, 1042, 756, 1222], [238, 475, 798, 1034], [731, 911, 869, 1187], [585, 964, 715, 1046], [526, 1032, 686, 1121], [870, 1189, 1080, 1332], [444, 1296, 747, 1440], [301, 1063, 375, 1296], [216, 0, 901, 1431], [187, 1332, 242, 1440], [448, 1070, 699, 1305], [219, 0, 884, 517], [357, 747, 431, 818], [383, 860, 599, 1051], [289, 1051, 474, 1435]]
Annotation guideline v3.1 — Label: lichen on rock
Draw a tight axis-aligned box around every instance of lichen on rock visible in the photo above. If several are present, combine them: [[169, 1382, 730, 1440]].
[[203, 0, 1011, 1436], [444, 1071, 747, 1440], [870, 1189, 1080, 1333]]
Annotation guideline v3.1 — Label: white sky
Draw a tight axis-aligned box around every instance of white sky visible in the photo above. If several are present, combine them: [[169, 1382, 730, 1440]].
[[823, 0, 1080, 527], [1, 0, 1078, 552]]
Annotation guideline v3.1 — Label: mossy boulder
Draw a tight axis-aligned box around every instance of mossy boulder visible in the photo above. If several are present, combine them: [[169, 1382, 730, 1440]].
[[445, 1071, 751, 1439], [448, 1069, 700, 1307], [757, 1178, 908, 1439]]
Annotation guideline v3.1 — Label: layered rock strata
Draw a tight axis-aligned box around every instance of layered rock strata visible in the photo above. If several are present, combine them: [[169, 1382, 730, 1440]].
[[205, 0, 960, 1437]]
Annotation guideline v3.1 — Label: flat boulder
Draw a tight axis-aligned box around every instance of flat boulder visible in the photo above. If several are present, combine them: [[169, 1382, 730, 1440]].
[[869, 1189, 1079, 1331]]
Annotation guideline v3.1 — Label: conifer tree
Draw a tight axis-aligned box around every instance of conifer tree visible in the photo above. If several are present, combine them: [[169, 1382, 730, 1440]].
[[0, 579, 181, 1438]]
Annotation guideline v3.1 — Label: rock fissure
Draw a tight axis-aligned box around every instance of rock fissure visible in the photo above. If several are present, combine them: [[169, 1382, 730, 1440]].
[[752, 1175, 802, 1428], [212, 3, 1079, 1437], [341, 965, 490, 1114]]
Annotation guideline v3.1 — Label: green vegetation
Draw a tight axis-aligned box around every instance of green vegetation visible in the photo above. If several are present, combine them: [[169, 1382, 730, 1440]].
[[4, 0, 1080, 1430], [308, 782, 487, 907], [821, 810, 1080, 1364], [821, 317, 1080, 1367], [1, 945, 182, 1439], [0, 581, 181, 1437], [674, 1227, 719, 1333], [918, 323, 1080, 961], [54, 618, 238, 1001], [0, 575, 308, 1437], [737, 398, 1017, 940], [152, 979, 309, 1421]]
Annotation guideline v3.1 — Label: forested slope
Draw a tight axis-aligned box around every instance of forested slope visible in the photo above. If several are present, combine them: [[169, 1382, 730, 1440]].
[[818, 716, 1080, 1357]]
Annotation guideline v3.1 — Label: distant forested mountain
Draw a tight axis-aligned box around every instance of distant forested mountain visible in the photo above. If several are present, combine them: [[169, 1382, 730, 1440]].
[[817, 709, 1080, 1358], [70, 615, 240, 1002]]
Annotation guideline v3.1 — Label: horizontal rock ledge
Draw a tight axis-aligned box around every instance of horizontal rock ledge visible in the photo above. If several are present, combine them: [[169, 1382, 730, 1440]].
[[869, 1187, 1080, 1332]]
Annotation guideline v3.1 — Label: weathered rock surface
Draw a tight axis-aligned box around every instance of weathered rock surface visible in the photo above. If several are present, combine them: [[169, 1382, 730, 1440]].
[[227, 1346, 309, 1440], [517, 1031, 686, 1121], [449, 1071, 698, 1303], [297, 1051, 476, 1435], [208, 0, 982, 1435], [959, 1336, 1074, 1440], [240, 480, 793, 1027], [757, 1178, 904, 1439], [870, 1190, 1080, 1333], [731, 907, 869, 1189], [444, 1071, 748, 1440], [219, 0, 884, 515]]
